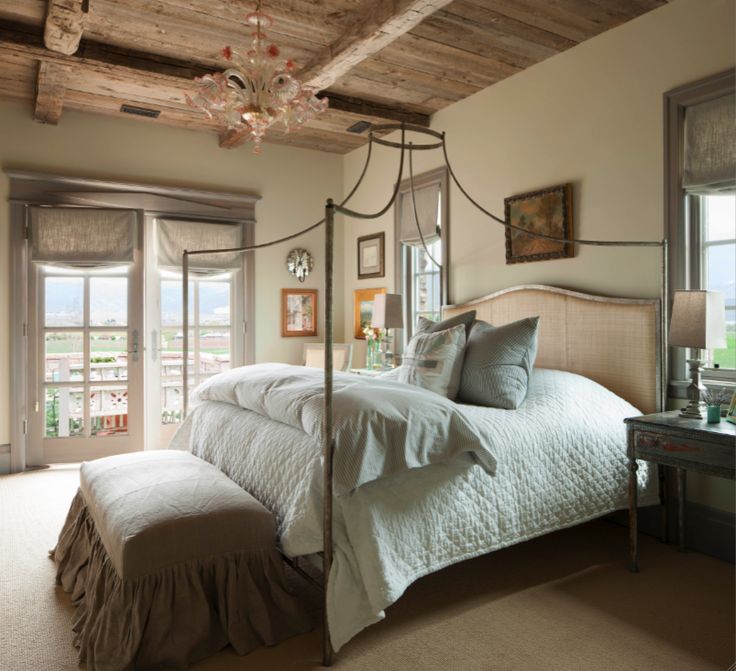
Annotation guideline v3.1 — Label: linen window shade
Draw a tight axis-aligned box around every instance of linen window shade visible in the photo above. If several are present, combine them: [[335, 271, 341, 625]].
[[29, 207, 136, 267], [399, 183, 440, 247], [156, 218, 243, 273], [682, 93, 736, 194]]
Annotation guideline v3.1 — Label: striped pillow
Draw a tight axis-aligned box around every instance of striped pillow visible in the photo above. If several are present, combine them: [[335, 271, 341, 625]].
[[398, 324, 467, 399], [458, 317, 540, 409]]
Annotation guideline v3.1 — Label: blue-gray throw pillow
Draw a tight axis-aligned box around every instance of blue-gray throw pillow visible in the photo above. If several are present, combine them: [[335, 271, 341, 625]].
[[416, 310, 476, 341], [458, 317, 540, 409]]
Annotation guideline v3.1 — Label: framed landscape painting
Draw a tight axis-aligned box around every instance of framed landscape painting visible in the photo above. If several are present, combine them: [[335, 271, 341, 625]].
[[353, 287, 386, 339], [282, 288, 317, 337], [504, 183, 574, 264]]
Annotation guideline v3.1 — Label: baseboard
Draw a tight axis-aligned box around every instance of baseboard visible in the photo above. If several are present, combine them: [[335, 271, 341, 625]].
[[609, 501, 735, 564], [0, 444, 10, 475]]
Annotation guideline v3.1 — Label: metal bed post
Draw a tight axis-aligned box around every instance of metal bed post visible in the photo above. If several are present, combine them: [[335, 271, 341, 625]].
[[322, 199, 335, 667], [182, 250, 189, 419]]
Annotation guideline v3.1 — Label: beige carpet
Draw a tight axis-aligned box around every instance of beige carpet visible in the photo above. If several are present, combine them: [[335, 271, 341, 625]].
[[0, 465, 733, 671]]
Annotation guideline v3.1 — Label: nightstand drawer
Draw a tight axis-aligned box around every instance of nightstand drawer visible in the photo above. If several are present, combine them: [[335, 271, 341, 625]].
[[635, 430, 735, 472]]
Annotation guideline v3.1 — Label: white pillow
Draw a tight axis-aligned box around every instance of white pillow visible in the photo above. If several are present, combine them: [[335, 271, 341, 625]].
[[397, 323, 467, 399]]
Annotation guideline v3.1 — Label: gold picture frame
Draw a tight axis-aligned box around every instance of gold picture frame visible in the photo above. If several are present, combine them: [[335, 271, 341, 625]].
[[504, 183, 574, 264], [353, 287, 386, 339], [281, 288, 317, 337]]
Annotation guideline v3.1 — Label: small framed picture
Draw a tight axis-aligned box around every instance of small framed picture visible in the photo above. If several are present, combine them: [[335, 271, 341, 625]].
[[282, 289, 317, 337], [504, 183, 574, 264], [353, 287, 386, 339], [727, 390, 736, 425], [357, 232, 385, 279]]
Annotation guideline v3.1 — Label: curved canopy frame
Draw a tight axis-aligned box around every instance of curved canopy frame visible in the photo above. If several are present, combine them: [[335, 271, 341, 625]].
[[181, 123, 667, 666]]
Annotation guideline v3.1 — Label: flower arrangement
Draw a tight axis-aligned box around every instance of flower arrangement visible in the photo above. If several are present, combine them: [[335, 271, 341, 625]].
[[363, 326, 386, 369], [702, 387, 732, 407]]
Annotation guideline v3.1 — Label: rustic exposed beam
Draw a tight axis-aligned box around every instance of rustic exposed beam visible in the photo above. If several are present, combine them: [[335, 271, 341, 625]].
[[34, 60, 69, 124], [44, 0, 87, 55], [299, 0, 455, 91]]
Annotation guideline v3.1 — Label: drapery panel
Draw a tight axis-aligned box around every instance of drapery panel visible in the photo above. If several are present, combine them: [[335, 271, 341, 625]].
[[683, 93, 736, 194], [156, 218, 243, 273], [399, 182, 440, 247], [29, 207, 137, 266]]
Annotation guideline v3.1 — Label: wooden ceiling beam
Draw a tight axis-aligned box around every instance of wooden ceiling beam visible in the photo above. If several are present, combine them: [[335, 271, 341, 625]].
[[299, 0, 455, 91], [34, 59, 69, 123], [44, 0, 87, 55]]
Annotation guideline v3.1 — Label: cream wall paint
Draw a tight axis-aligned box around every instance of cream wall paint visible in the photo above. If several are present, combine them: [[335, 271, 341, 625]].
[[0, 100, 344, 449], [343, 0, 735, 511]]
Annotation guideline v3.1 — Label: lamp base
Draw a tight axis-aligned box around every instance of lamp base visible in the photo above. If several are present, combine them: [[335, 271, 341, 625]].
[[678, 357, 707, 420], [678, 400, 707, 420]]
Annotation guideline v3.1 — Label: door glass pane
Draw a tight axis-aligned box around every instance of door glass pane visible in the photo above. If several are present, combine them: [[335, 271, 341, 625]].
[[199, 328, 231, 375], [45, 277, 83, 326], [45, 332, 84, 382], [90, 332, 128, 381], [45, 386, 84, 438], [90, 277, 128, 326], [199, 281, 230, 325], [161, 280, 194, 326], [90, 385, 128, 436]]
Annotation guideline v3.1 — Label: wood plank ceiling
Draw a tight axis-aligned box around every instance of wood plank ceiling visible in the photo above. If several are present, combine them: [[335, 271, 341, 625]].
[[0, 0, 669, 154]]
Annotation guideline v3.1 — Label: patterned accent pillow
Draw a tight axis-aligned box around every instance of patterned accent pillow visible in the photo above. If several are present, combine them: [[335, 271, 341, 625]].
[[398, 323, 467, 399], [415, 310, 476, 341], [458, 317, 540, 409]]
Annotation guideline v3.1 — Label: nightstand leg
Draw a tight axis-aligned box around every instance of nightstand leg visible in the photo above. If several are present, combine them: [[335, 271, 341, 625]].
[[677, 467, 687, 552], [627, 428, 639, 572]]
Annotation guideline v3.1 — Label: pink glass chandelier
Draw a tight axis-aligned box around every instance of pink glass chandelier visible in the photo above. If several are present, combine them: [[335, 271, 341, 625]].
[[186, 2, 328, 153]]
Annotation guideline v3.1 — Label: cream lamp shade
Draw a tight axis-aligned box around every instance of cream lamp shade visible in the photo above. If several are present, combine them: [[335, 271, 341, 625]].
[[371, 293, 404, 329], [668, 290, 727, 349]]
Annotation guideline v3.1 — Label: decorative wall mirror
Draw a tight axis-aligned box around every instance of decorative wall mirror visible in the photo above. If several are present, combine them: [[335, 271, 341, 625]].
[[286, 248, 313, 282]]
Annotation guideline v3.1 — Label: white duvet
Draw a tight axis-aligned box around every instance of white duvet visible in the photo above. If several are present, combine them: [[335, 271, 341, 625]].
[[170, 365, 658, 651]]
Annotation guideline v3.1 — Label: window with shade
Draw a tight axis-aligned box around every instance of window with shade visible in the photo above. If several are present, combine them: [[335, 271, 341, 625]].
[[395, 168, 449, 345], [680, 89, 736, 375]]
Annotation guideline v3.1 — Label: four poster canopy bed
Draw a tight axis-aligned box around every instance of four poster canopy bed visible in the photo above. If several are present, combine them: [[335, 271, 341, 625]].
[[53, 125, 669, 668]]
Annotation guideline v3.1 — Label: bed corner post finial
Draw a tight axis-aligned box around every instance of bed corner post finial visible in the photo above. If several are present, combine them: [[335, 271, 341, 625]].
[[182, 249, 190, 419], [323, 199, 335, 667]]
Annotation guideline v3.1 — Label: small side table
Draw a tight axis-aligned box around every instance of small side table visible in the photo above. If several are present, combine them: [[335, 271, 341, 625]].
[[625, 410, 735, 572]]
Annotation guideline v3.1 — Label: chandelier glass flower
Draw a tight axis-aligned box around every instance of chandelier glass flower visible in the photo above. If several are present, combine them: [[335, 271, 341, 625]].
[[186, 3, 328, 153]]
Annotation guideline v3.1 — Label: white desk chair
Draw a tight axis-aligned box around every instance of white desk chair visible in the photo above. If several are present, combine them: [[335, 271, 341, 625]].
[[303, 343, 353, 372]]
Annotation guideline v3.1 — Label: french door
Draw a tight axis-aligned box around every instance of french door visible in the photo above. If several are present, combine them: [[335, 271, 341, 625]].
[[28, 261, 144, 463]]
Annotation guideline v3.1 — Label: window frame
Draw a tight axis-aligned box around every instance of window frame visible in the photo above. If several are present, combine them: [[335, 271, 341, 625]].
[[664, 70, 735, 394], [394, 167, 450, 348]]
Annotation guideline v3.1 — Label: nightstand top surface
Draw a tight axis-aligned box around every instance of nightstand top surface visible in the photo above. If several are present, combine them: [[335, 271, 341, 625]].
[[625, 410, 736, 440]]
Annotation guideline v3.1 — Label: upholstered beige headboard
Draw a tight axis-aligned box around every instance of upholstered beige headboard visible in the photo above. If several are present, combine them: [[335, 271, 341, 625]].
[[443, 285, 662, 414]]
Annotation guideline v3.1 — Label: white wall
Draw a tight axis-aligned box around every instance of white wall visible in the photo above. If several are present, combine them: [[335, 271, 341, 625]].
[[343, 0, 735, 511], [0, 101, 345, 449]]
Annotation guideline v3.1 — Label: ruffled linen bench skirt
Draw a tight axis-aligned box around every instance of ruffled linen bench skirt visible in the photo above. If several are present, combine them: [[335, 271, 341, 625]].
[[50, 450, 311, 671]]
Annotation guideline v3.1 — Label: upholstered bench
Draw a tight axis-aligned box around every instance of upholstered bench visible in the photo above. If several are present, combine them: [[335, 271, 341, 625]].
[[52, 450, 310, 671]]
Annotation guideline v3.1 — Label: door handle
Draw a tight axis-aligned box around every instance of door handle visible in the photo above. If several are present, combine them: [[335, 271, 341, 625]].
[[128, 329, 140, 362]]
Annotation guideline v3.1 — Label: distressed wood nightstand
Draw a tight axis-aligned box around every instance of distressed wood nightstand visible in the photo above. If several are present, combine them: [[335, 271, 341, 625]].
[[625, 410, 735, 572]]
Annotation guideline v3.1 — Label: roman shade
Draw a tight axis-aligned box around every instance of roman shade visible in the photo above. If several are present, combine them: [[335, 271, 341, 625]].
[[682, 93, 736, 194], [156, 218, 243, 273], [29, 206, 136, 267], [399, 183, 440, 247]]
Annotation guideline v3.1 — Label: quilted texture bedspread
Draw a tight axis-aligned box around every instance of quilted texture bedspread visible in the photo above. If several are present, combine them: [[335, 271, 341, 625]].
[[170, 367, 658, 651]]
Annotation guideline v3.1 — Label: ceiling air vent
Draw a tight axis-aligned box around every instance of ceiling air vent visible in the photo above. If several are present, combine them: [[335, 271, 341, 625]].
[[347, 120, 371, 134], [120, 104, 161, 119]]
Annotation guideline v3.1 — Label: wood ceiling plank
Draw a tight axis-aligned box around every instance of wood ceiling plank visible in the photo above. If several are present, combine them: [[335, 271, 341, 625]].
[[44, 0, 86, 55], [300, 0, 456, 90], [322, 91, 430, 126], [328, 76, 436, 112], [0, 0, 46, 25], [373, 33, 519, 87], [34, 60, 69, 123]]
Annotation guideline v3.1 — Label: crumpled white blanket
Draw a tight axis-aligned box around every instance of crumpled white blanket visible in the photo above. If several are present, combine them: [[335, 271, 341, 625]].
[[171, 367, 658, 651]]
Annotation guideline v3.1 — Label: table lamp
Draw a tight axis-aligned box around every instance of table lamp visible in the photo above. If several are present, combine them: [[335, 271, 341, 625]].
[[371, 293, 404, 369], [669, 290, 727, 419]]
